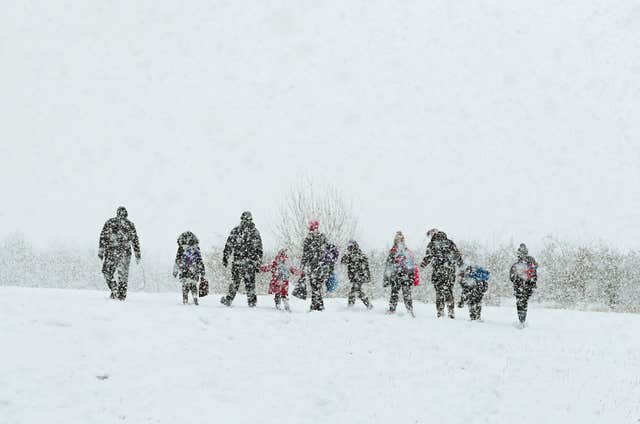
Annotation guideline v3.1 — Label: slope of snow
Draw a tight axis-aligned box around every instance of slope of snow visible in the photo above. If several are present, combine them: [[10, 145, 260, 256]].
[[1, 287, 638, 423]]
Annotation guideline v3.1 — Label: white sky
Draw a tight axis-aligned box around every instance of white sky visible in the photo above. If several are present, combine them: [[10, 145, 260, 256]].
[[1, 1, 639, 257]]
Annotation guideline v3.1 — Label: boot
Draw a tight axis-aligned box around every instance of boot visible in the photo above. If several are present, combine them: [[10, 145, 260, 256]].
[[183, 295, 188, 305], [283, 298, 291, 312], [220, 296, 231, 307], [194, 298, 199, 306]]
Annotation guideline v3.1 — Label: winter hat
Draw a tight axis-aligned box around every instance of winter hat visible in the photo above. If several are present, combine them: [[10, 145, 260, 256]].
[[427, 228, 439, 238], [393, 231, 405, 245], [308, 220, 320, 232], [241, 211, 253, 223], [517, 243, 528, 257], [116, 206, 128, 219]]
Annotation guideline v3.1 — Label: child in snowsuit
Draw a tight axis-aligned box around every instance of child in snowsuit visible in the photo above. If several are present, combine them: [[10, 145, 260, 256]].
[[340, 240, 373, 309], [173, 231, 206, 305], [260, 249, 302, 312], [509, 243, 539, 327], [384, 231, 420, 317], [458, 265, 489, 321]]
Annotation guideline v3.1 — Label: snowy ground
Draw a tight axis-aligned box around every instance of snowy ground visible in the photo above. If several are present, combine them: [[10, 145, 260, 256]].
[[1, 287, 639, 424]]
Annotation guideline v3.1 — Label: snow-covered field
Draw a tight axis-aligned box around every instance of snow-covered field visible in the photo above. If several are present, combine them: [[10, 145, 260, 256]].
[[1, 287, 638, 424]]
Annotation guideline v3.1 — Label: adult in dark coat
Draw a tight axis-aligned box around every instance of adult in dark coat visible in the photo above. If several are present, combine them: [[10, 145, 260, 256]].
[[509, 243, 539, 327], [420, 231, 463, 318], [301, 220, 328, 311], [220, 211, 263, 307], [340, 240, 373, 309], [98, 206, 141, 300]]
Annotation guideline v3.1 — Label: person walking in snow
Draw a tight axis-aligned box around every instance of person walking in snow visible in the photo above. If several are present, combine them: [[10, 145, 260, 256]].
[[509, 243, 539, 327], [220, 211, 264, 307], [98, 206, 141, 301], [173, 231, 206, 305], [420, 230, 463, 318], [259, 249, 303, 312], [458, 265, 490, 321], [384, 231, 419, 317], [301, 220, 328, 311], [340, 240, 373, 309]]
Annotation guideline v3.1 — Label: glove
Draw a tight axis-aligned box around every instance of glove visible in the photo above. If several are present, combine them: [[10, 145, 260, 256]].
[[98, 248, 104, 261], [222, 258, 228, 268], [135, 256, 141, 265], [172, 264, 178, 278]]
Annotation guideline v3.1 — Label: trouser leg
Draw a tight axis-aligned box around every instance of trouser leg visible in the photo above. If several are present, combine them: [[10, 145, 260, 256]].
[[116, 255, 131, 300], [444, 284, 455, 318], [402, 285, 413, 312], [182, 280, 189, 304], [389, 284, 399, 312], [434, 285, 445, 317], [244, 267, 257, 307], [310, 269, 324, 311], [191, 281, 198, 305], [274, 293, 282, 309], [359, 284, 371, 308], [517, 293, 529, 323], [224, 265, 242, 304], [348, 283, 358, 305]]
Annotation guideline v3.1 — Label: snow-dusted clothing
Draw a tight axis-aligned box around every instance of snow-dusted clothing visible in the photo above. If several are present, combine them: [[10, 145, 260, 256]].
[[341, 241, 372, 308], [260, 251, 303, 309], [384, 236, 419, 314], [509, 244, 538, 324], [173, 231, 206, 305], [459, 266, 489, 320], [301, 228, 329, 311], [221, 212, 263, 307], [420, 231, 462, 318], [98, 207, 141, 300]]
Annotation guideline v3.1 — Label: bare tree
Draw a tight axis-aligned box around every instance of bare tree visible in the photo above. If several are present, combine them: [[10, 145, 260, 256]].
[[272, 179, 358, 254]]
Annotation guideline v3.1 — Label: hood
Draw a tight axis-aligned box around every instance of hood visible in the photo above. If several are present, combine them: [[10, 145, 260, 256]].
[[178, 231, 199, 246]]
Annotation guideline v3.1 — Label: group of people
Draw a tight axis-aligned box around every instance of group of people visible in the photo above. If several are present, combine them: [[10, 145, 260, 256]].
[[98, 207, 539, 326]]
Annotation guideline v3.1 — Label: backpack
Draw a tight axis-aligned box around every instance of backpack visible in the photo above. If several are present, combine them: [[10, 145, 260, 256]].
[[470, 267, 490, 282], [322, 243, 339, 266], [183, 246, 202, 274], [275, 263, 291, 281], [394, 247, 415, 273], [524, 262, 537, 281]]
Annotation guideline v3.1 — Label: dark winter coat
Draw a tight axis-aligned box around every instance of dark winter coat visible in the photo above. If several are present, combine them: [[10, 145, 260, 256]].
[[174, 232, 206, 280], [301, 231, 328, 271], [340, 242, 371, 284], [420, 231, 463, 270], [99, 216, 141, 259], [509, 254, 538, 299], [223, 221, 263, 267]]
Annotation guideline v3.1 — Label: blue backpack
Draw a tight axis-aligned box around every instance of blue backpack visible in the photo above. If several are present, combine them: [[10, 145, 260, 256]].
[[470, 267, 490, 282]]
